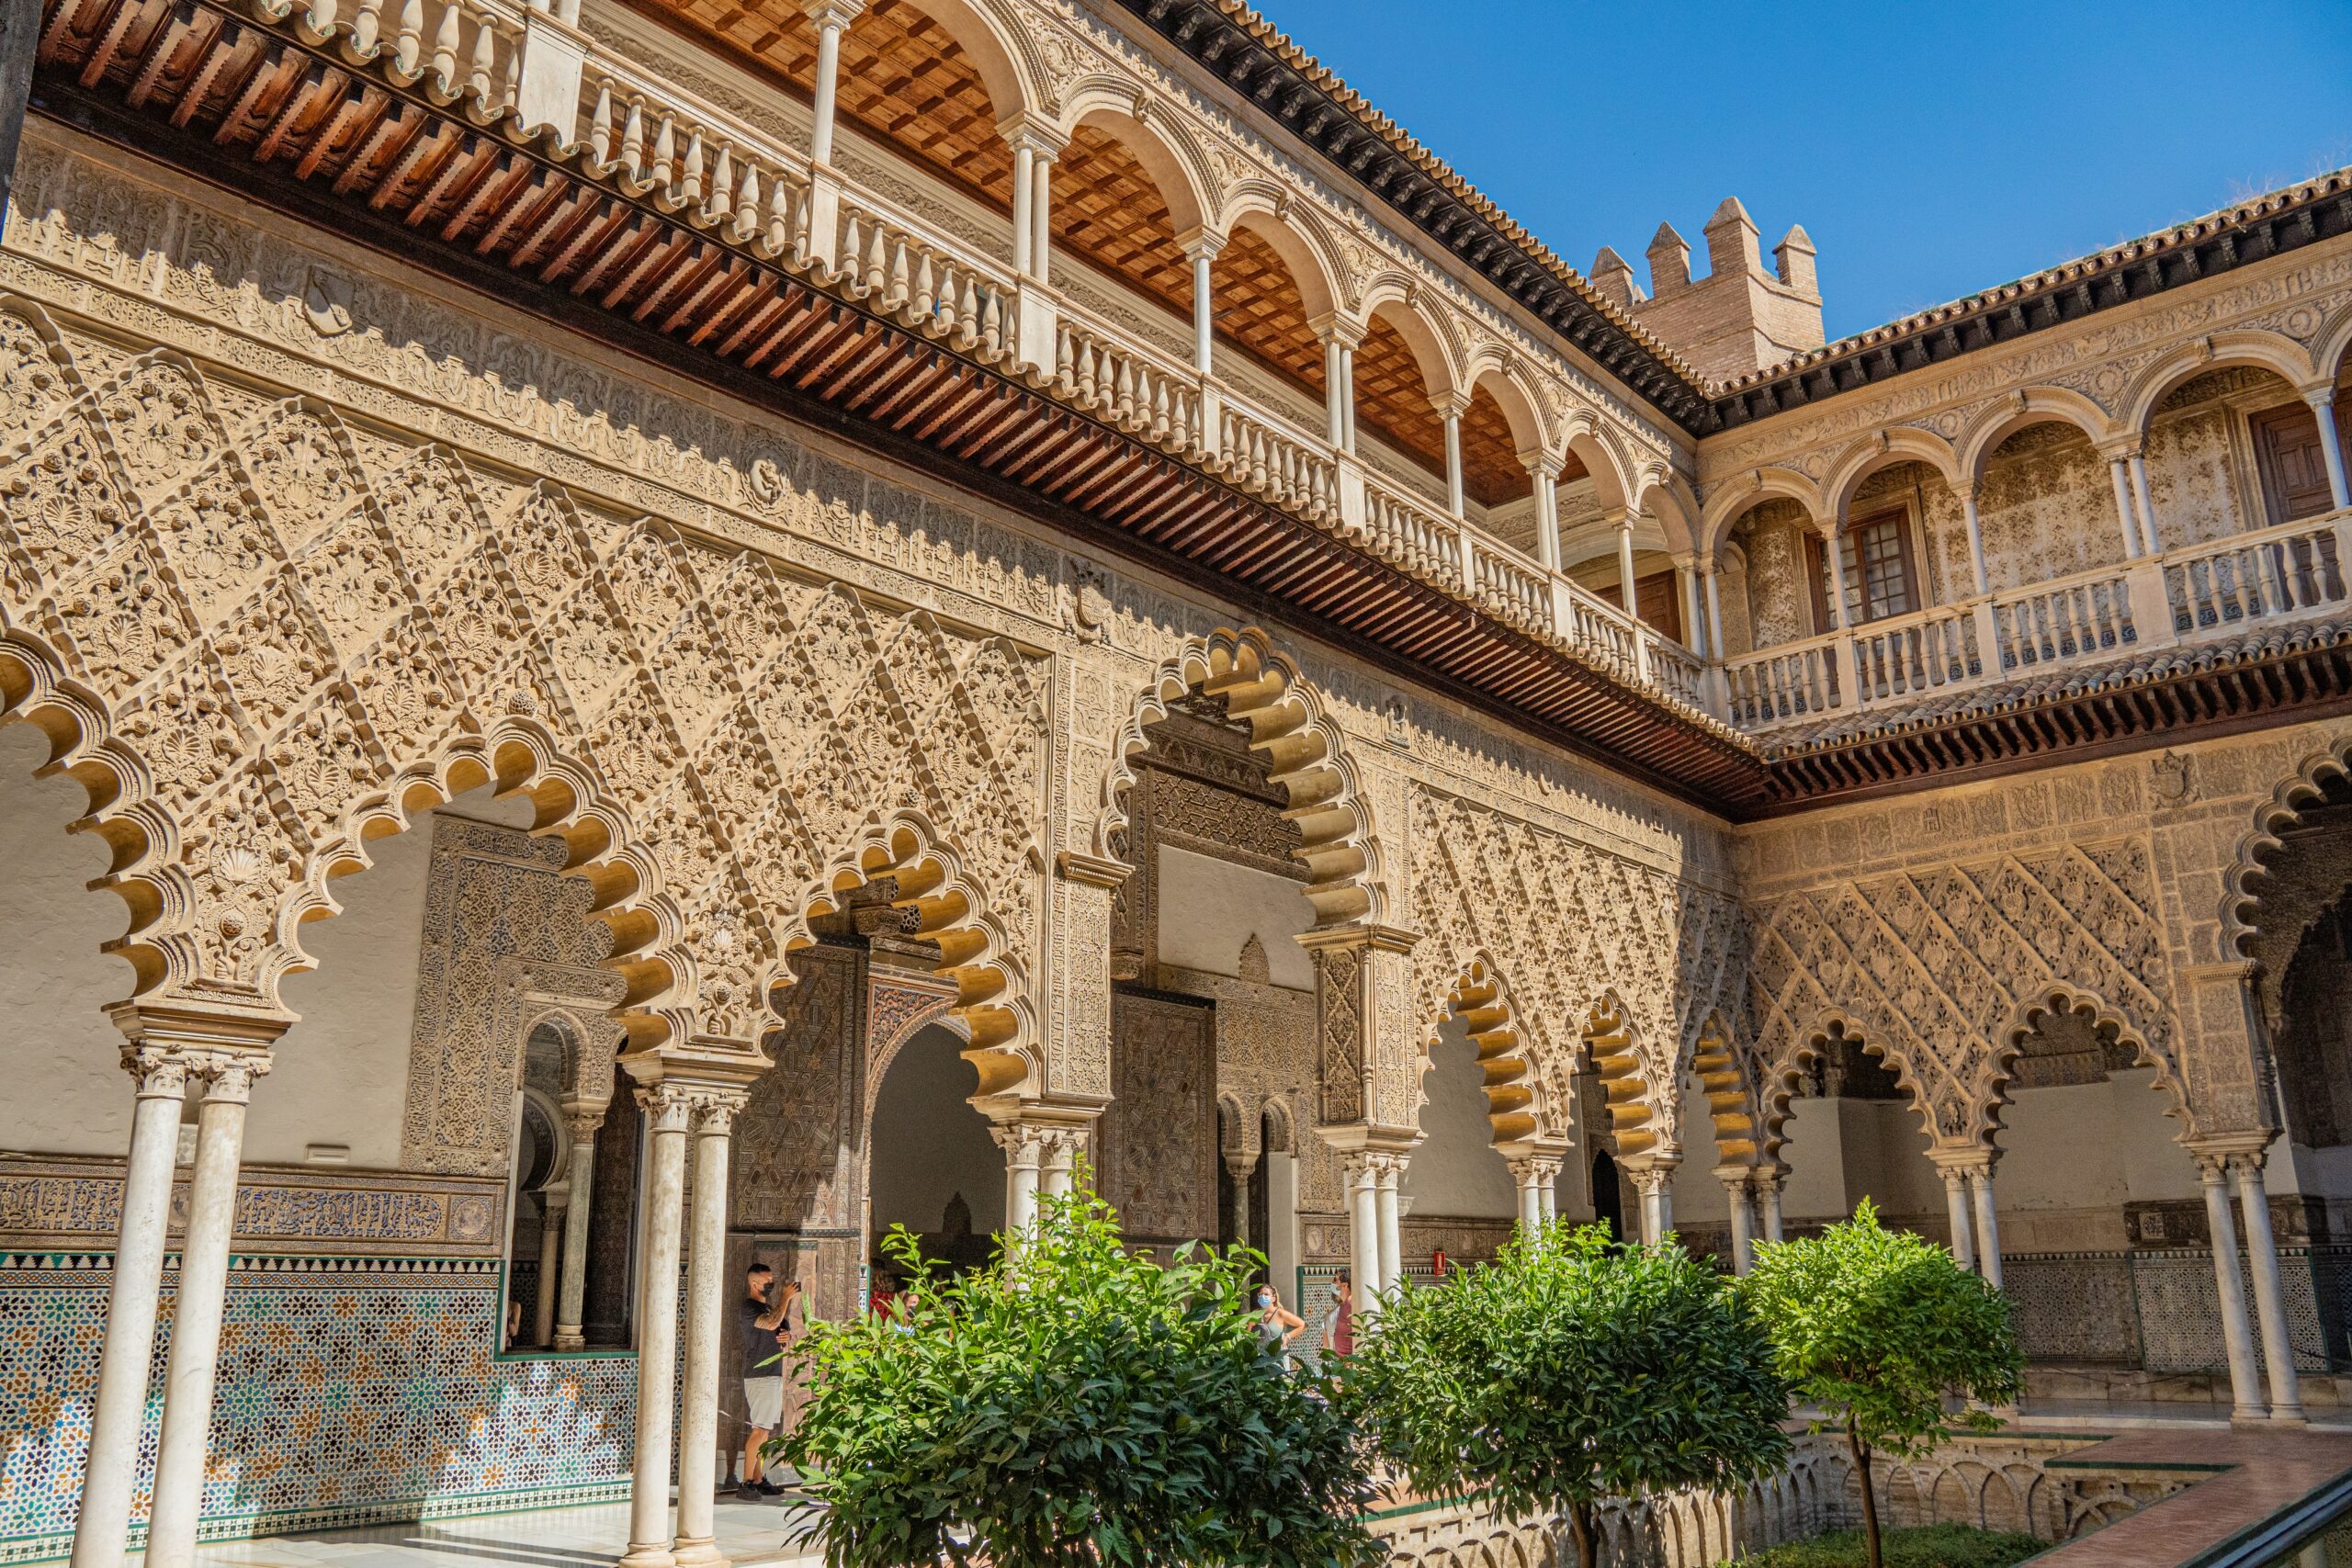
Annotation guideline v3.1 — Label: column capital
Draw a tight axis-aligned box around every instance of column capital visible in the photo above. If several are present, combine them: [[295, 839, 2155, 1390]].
[[1430, 389, 1475, 420], [1294, 920, 1420, 958], [1521, 448, 1565, 482], [2184, 1130, 2276, 1165], [799, 0, 865, 26], [1505, 1152, 1564, 1186], [1054, 849, 1133, 888], [617, 1036, 772, 1100], [108, 996, 293, 1059], [2302, 382, 2339, 412], [1626, 1165, 1674, 1199], [1175, 226, 1227, 264], [997, 113, 1069, 162], [2094, 434, 2145, 463], [1928, 1146, 1997, 1179], [1309, 310, 1366, 350]]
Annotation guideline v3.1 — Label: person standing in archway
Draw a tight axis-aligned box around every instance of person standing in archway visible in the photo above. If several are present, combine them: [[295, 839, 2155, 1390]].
[[737, 1264, 797, 1496]]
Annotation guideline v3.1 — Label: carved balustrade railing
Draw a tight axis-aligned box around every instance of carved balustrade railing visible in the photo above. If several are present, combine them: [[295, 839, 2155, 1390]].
[[231, 0, 1734, 726], [1724, 506, 2352, 736]]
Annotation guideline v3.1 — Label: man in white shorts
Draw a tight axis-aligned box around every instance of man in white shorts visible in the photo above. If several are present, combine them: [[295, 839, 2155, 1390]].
[[737, 1263, 797, 1495]]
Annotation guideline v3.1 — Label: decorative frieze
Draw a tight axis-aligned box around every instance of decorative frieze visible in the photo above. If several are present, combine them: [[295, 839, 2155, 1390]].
[[0, 1156, 504, 1257]]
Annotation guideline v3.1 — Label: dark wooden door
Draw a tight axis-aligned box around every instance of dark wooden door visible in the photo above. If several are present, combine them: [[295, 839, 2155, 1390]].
[[1632, 569, 1683, 642], [2253, 402, 2343, 524]]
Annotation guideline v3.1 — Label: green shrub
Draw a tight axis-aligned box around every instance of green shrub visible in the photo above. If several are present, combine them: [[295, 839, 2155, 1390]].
[[1723, 1521, 2045, 1567], [1343, 1222, 1790, 1568], [777, 1179, 1380, 1568]]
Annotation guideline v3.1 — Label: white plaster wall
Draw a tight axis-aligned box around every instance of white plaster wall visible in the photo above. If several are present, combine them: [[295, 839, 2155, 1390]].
[[244, 792, 534, 1169], [870, 1022, 1006, 1239], [1839, 1100, 1944, 1224], [1401, 1015, 1517, 1219], [1669, 1075, 1731, 1222], [1155, 846, 1315, 989], [2109, 1066, 2202, 1202], [1779, 1096, 1850, 1221], [0, 722, 141, 1156]]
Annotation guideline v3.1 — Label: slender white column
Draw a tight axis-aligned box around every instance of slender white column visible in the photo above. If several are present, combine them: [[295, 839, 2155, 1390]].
[[1615, 513, 1639, 617], [1339, 346, 1357, 452], [1185, 237, 1219, 377], [1536, 1172, 1557, 1223], [533, 1195, 565, 1348], [71, 1049, 195, 1568], [995, 1124, 1042, 1234], [1508, 1157, 1544, 1235], [620, 1089, 692, 1568], [1346, 1154, 1381, 1324], [1677, 561, 1702, 652], [1757, 1169, 1784, 1244], [1040, 1130, 1079, 1200], [673, 1095, 742, 1568], [1028, 146, 1054, 287], [2233, 1153, 2305, 1424], [1969, 1167, 2003, 1292], [2310, 390, 2351, 511], [145, 1057, 266, 1568], [1441, 403, 1464, 517], [1655, 1178, 1673, 1240], [2129, 454, 2160, 555], [556, 1108, 602, 1350], [1527, 460, 1562, 570], [1010, 145, 1035, 277], [1817, 524, 1851, 629], [1722, 1173, 1755, 1275], [2198, 1155, 2267, 1422], [2108, 457, 2143, 559], [1322, 337, 1346, 445], [803, 0, 859, 168], [1961, 489, 1992, 596], [1702, 564, 1726, 656], [1940, 1168, 1976, 1273], [1375, 1156, 1405, 1296], [1631, 1168, 1673, 1246]]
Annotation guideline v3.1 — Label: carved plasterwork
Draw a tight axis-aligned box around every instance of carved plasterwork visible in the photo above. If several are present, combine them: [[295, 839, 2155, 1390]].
[[0, 217, 1046, 1080]]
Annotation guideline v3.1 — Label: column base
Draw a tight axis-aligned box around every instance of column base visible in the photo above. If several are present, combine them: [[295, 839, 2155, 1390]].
[[2232, 1406, 2274, 1428], [671, 1538, 726, 1568], [618, 1543, 678, 1568], [553, 1330, 585, 1352], [2271, 1407, 2311, 1427]]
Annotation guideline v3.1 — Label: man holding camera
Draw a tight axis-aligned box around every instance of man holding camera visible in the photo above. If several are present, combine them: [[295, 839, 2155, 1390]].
[[737, 1263, 799, 1496]]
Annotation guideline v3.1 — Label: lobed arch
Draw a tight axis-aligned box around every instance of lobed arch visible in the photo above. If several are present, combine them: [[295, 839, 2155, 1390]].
[[1415, 953, 1545, 1149], [1216, 185, 1346, 322], [1583, 989, 1673, 1161], [1094, 627, 1386, 929], [1955, 386, 2112, 485], [1698, 467, 1822, 562], [1819, 426, 1966, 525], [1686, 1010, 1764, 1169], [1981, 981, 2184, 1152], [1754, 1011, 1943, 1166], [2117, 330, 2321, 437], [2223, 729, 2352, 958], [1054, 96, 1214, 239], [789, 811, 1032, 1098]]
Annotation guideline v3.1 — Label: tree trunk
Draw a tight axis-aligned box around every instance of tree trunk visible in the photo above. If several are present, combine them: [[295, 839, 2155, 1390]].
[[1566, 1500, 1596, 1568], [1847, 1417, 1883, 1568]]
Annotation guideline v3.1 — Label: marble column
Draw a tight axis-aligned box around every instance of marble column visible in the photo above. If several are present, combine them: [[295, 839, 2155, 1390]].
[[1527, 458, 1563, 570], [1936, 1167, 1975, 1271], [673, 1092, 744, 1568], [145, 1055, 270, 1568], [2196, 1155, 2267, 1422], [2309, 389, 2350, 511], [2233, 1152, 2305, 1424], [1039, 1128, 1080, 1201], [1374, 1155, 1406, 1296], [995, 1123, 1042, 1234], [1345, 1153, 1381, 1324], [1225, 1155, 1253, 1250], [556, 1106, 604, 1350], [2107, 457, 2143, 559], [1631, 1167, 1673, 1246], [620, 1087, 692, 1568], [1440, 398, 1466, 517], [1508, 1156, 1546, 1235], [2128, 453, 2160, 554], [1968, 1165, 2003, 1292], [533, 1192, 566, 1348], [1183, 233, 1221, 377], [1720, 1170, 1756, 1275], [801, 0, 860, 169], [1615, 513, 1639, 618], [1961, 488, 1992, 596], [1756, 1168, 1785, 1244]]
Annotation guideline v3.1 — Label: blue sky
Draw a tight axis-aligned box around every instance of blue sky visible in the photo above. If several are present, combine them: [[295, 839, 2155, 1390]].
[[1260, 1, 2352, 340]]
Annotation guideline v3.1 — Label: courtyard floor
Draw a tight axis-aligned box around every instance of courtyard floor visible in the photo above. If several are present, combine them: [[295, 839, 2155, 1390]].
[[187, 1498, 822, 1568]]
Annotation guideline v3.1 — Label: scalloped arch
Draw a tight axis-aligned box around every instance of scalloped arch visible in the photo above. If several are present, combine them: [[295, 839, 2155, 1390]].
[[2224, 732, 2352, 959], [1415, 953, 1545, 1149], [1755, 1010, 1942, 1164], [1982, 981, 2185, 1150], [1094, 627, 1385, 929]]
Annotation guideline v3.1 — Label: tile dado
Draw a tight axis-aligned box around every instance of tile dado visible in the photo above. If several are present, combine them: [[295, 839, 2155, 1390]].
[[0, 1157, 505, 1258], [0, 1254, 635, 1562]]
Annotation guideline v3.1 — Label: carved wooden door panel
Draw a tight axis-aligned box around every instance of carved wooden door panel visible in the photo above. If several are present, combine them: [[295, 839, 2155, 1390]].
[[1097, 988, 1218, 1249]]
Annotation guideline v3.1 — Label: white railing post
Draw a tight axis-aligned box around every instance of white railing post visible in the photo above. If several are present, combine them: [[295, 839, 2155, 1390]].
[[1970, 597, 2002, 680], [2123, 555, 2177, 649], [1001, 116, 1065, 376]]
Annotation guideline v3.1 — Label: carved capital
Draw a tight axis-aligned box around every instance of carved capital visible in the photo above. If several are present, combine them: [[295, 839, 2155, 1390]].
[[1054, 849, 1132, 889]]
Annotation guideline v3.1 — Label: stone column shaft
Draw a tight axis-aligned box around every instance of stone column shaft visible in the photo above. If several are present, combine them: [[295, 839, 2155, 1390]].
[[2199, 1157, 2267, 1422], [144, 1058, 266, 1568], [2108, 457, 2143, 559], [1757, 1170, 1784, 1244], [556, 1112, 601, 1350], [1347, 1156, 1380, 1325], [533, 1196, 565, 1348], [2310, 391, 2351, 510], [1374, 1159, 1405, 1295], [673, 1099, 741, 1567], [2129, 454, 2160, 554], [1722, 1175, 1755, 1275], [1941, 1168, 1976, 1273], [621, 1093, 692, 1568], [2233, 1154, 2305, 1424], [1969, 1168, 2003, 1292]]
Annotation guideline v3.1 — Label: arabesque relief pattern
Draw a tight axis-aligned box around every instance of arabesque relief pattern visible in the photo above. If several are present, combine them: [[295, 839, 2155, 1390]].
[[0, 294, 1046, 1077]]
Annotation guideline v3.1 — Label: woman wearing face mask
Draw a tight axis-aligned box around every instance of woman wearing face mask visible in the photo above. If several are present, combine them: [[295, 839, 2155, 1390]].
[[1253, 1281, 1306, 1371]]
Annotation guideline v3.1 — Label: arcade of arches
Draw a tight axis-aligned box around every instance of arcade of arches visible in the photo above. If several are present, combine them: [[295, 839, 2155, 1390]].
[[9, 0, 2352, 1561]]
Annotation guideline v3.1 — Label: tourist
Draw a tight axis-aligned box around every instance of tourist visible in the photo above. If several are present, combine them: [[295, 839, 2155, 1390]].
[[737, 1265, 797, 1497], [1319, 1269, 1353, 1359], [1254, 1282, 1306, 1369]]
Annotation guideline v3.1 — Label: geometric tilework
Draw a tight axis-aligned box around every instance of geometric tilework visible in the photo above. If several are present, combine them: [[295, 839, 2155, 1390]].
[[0, 1256, 637, 1563]]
